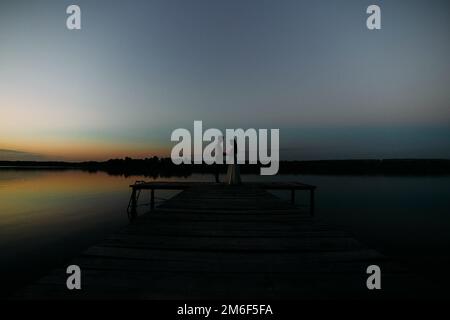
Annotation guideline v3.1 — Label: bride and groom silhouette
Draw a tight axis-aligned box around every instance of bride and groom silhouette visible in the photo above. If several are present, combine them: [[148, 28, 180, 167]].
[[214, 136, 241, 185]]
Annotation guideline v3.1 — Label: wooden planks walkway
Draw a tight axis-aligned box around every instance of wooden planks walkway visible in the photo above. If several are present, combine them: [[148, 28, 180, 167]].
[[17, 183, 427, 299]]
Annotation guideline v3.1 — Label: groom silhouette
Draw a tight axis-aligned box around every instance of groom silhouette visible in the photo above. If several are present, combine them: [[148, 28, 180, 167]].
[[213, 135, 225, 183]]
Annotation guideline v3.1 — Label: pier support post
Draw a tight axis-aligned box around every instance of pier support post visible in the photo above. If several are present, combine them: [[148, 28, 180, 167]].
[[151, 189, 155, 211], [310, 189, 315, 216], [290, 189, 295, 205], [130, 188, 138, 219]]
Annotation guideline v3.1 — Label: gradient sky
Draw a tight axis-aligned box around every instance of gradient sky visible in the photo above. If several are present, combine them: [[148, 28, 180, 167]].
[[1, 0, 449, 161]]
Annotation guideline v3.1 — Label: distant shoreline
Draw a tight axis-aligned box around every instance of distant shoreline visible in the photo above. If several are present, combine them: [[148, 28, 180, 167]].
[[1, 158, 450, 177]]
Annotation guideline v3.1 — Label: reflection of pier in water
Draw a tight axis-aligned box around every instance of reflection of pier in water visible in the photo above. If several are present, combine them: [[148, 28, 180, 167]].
[[19, 181, 428, 299]]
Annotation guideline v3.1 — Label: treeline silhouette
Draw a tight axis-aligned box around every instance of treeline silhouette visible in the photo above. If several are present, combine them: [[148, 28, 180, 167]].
[[1, 158, 450, 177]]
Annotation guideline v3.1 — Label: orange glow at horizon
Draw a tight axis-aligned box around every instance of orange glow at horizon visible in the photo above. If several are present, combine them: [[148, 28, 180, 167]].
[[0, 137, 171, 161]]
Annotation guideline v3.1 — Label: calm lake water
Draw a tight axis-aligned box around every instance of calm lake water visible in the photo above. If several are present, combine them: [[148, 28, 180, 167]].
[[1, 169, 450, 297]]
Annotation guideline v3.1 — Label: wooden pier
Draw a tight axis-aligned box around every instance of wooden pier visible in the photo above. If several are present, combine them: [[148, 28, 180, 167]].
[[18, 182, 427, 299], [127, 181, 316, 219]]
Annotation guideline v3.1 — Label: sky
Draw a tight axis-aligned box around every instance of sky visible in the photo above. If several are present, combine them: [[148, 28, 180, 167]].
[[0, 0, 449, 161]]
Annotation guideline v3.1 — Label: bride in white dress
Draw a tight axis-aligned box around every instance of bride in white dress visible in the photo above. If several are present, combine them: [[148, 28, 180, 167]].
[[226, 138, 241, 185]]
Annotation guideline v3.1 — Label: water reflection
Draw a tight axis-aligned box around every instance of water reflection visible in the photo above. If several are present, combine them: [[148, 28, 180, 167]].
[[0, 170, 192, 297]]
